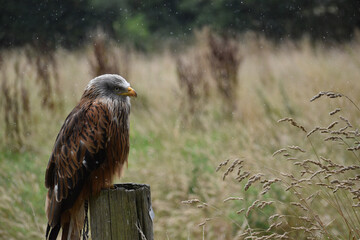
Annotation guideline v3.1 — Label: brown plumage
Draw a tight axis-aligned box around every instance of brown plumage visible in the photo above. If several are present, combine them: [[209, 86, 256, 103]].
[[45, 74, 137, 240]]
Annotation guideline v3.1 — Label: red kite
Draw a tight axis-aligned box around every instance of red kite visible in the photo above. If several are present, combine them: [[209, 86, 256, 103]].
[[45, 74, 137, 239]]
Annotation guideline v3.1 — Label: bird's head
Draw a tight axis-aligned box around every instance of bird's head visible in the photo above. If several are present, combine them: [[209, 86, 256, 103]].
[[85, 74, 137, 100]]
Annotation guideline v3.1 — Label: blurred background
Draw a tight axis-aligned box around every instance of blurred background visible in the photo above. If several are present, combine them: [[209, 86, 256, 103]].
[[1, 1, 360, 239], [1, 0, 360, 50]]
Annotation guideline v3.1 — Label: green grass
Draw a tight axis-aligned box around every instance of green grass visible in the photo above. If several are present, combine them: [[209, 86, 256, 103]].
[[0, 150, 46, 239]]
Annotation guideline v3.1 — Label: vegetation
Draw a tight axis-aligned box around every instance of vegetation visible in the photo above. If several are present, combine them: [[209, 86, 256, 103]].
[[1, 33, 360, 239], [1, 0, 360, 50]]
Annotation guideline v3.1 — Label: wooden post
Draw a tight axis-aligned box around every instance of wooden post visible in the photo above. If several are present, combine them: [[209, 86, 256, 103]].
[[89, 183, 154, 240]]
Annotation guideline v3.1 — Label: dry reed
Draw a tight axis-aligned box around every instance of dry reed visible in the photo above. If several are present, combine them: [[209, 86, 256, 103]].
[[207, 31, 242, 114], [0, 54, 32, 150], [30, 49, 59, 110], [89, 34, 130, 78], [175, 51, 209, 122]]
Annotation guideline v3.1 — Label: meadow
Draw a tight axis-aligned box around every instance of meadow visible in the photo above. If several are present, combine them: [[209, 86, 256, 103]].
[[1, 33, 360, 239]]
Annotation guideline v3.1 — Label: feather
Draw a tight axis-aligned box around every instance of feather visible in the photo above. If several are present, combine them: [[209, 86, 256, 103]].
[[45, 74, 134, 239]]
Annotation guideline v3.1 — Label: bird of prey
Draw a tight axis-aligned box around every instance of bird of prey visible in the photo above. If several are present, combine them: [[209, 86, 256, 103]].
[[45, 74, 137, 240]]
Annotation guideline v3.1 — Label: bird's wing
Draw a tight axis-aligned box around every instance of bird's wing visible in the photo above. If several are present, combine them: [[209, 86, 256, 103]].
[[45, 100, 112, 226]]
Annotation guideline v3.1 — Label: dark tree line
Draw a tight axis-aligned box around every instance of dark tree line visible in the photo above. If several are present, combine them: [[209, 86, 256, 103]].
[[1, 0, 359, 50]]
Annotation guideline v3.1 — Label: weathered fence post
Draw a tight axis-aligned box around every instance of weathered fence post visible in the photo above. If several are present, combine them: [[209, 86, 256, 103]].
[[89, 183, 154, 240]]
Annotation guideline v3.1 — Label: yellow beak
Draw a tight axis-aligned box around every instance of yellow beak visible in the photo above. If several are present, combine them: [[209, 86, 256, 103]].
[[121, 87, 137, 97]]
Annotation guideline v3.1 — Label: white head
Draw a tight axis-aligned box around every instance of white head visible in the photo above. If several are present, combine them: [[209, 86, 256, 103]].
[[85, 74, 137, 99]]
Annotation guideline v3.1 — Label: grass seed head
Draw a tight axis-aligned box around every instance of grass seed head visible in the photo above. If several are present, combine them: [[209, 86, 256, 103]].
[[329, 108, 341, 115]]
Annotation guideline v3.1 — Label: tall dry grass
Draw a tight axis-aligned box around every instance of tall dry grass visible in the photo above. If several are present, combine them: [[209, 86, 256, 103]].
[[175, 29, 242, 125], [88, 34, 131, 78], [1, 35, 360, 239], [29, 49, 61, 110], [186, 91, 360, 239], [206, 31, 242, 115], [0, 53, 32, 151], [176, 50, 209, 125]]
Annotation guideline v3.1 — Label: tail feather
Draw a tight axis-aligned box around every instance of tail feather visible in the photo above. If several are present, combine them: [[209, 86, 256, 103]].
[[45, 224, 50, 239], [61, 222, 70, 240], [46, 223, 61, 240]]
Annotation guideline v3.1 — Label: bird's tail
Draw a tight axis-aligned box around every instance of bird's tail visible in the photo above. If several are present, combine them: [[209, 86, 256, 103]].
[[46, 221, 81, 240], [46, 223, 61, 240], [45, 193, 87, 240]]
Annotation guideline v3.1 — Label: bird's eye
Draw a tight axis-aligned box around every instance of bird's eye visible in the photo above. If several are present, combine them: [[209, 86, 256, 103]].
[[114, 87, 120, 91]]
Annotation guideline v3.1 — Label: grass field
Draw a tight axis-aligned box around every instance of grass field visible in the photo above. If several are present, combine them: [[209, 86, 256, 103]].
[[1, 36, 360, 239]]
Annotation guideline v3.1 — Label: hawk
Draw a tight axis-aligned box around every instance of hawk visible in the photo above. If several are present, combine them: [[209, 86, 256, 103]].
[[45, 74, 137, 240]]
